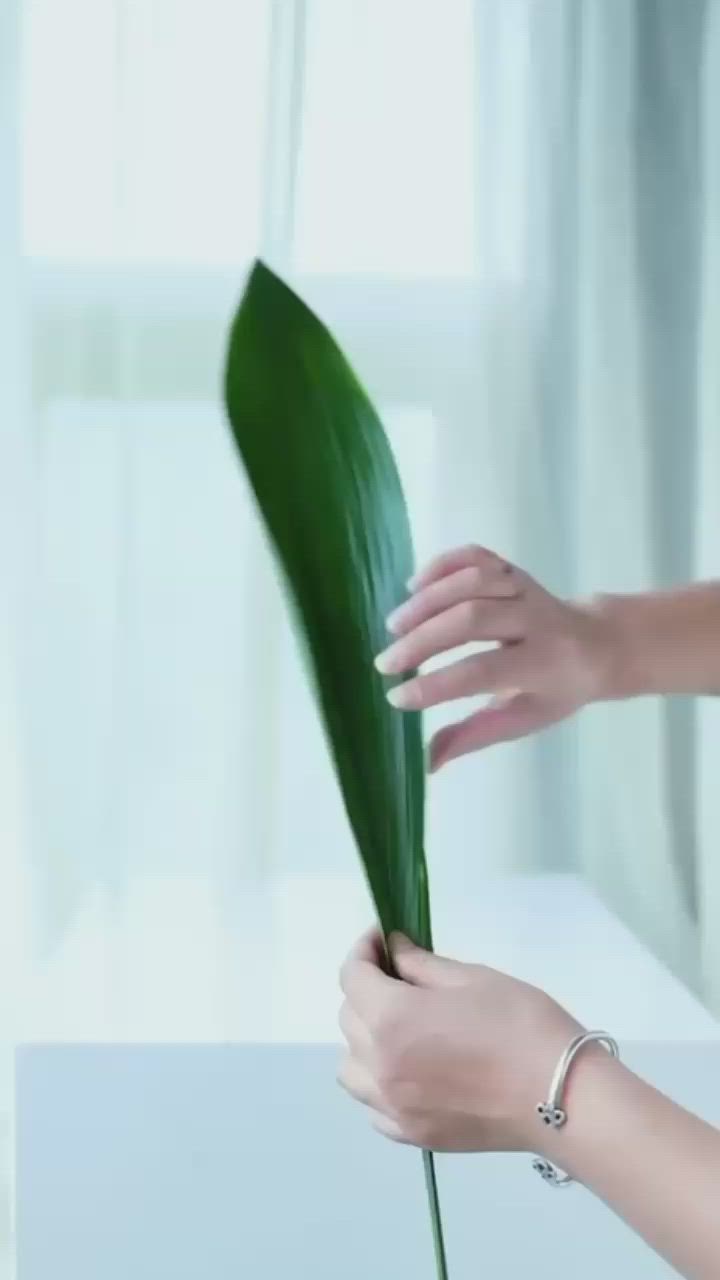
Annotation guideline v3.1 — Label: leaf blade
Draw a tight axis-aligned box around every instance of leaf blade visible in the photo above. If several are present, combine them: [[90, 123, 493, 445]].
[[224, 259, 447, 1278], [224, 260, 431, 943]]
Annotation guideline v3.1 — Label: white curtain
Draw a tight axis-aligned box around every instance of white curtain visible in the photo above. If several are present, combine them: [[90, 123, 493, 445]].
[[698, 0, 720, 1012], [570, 0, 719, 999], [3, 0, 720, 1012]]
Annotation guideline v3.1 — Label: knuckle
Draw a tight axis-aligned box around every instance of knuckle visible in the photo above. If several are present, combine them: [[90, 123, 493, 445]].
[[470, 544, 502, 570]]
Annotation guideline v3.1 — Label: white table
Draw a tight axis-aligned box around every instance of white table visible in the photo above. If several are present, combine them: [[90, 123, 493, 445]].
[[14, 874, 720, 1280]]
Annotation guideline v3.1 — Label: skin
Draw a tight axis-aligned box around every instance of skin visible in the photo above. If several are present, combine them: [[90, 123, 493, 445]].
[[374, 544, 720, 770], [338, 544, 720, 1279], [338, 932, 720, 1280]]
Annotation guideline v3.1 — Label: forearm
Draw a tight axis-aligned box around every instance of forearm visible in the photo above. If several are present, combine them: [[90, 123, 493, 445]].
[[591, 581, 720, 699], [539, 1050, 720, 1279]]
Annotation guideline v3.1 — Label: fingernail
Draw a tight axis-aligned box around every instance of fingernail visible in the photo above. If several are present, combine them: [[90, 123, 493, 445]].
[[385, 607, 403, 634], [406, 575, 418, 592], [389, 931, 412, 952], [386, 683, 413, 709], [374, 645, 400, 675]]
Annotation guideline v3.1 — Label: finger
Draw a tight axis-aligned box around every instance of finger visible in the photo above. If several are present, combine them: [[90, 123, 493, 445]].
[[387, 647, 524, 712], [337, 1054, 382, 1109], [389, 934, 467, 990], [392, 948, 504, 994], [377, 599, 525, 675], [370, 1110, 408, 1143], [409, 545, 515, 593], [339, 930, 399, 1016], [342, 928, 386, 969], [338, 1000, 372, 1053], [429, 693, 546, 770], [387, 565, 521, 637]]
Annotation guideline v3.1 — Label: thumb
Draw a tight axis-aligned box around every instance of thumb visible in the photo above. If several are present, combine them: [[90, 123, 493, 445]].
[[429, 692, 544, 771], [389, 934, 466, 989]]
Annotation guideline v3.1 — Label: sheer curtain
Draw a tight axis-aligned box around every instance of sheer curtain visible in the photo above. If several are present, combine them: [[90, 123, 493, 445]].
[[698, 0, 720, 1011], [4, 0, 720, 1011]]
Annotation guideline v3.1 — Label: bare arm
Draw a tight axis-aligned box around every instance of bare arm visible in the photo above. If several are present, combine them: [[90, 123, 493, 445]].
[[594, 581, 720, 699], [542, 1048, 720, 1280]]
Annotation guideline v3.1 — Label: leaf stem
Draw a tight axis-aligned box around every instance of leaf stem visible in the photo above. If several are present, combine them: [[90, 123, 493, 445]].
[[423, 1150, 449, 1280]]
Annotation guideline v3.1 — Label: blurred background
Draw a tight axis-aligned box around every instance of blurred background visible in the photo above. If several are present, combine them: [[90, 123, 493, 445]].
[[1, 0, 720, 1070]]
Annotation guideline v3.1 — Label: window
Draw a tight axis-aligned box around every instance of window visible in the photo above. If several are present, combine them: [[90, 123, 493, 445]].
[[295, 0, 477, 276], [20, 0, 533, 883], [22, 0, 272, 263]]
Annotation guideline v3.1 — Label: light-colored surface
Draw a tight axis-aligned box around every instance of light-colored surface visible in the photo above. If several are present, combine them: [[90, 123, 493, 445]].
[[19, 873, 720, 1044], [15, 1042, 720, 1280], [12, 874, 720, 1278]]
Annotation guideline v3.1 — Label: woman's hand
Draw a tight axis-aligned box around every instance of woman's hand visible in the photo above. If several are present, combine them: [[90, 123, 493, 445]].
[[374, 544, 615, 770], [339, 932, 720, 1279], [337, 930, 581, 1154]]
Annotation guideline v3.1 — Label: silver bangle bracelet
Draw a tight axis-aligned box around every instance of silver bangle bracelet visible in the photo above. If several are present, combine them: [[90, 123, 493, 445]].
[[531, 1029, 620, 1188]]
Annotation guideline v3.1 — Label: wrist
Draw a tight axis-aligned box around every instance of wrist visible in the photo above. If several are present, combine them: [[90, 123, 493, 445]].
[[508, 1005, 586, 1152], [580, 582, 720, 700], [578, 592, 648, 702], [532, 1039, 626, 1168]]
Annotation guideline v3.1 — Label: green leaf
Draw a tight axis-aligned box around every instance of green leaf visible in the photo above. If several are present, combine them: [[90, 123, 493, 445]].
[[224, 259, 449, 1280]]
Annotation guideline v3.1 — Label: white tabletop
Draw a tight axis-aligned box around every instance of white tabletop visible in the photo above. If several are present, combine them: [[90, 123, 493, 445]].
[[18, 872, 719, 1043], [13, 873, 720, 1279], [20, 1041, 720, 1280]]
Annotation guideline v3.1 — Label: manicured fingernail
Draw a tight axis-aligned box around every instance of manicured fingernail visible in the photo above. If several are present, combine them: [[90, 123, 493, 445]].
[[385, 607, 403, 634], [374, 645, 401, 675], [386, 683, 413, 709], [406, 575, 418, 592]]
